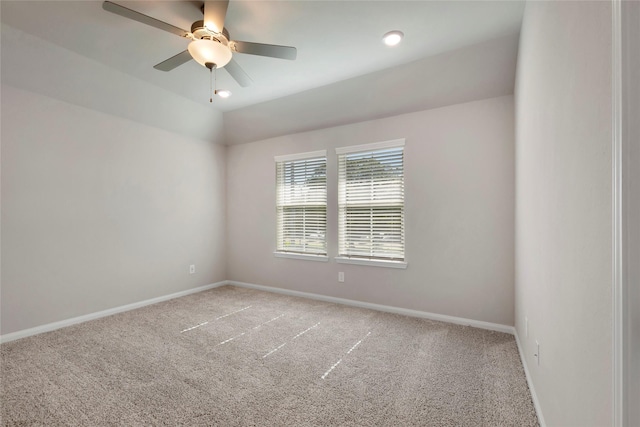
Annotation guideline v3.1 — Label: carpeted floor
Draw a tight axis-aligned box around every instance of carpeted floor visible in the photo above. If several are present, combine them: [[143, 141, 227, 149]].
[[1, 285, 538, 426]]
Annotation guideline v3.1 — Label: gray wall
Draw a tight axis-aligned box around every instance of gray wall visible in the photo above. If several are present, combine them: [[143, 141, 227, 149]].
[[515, 2, 612, 425], [226, 95, 515, 326], [1, 85, 227, 335]]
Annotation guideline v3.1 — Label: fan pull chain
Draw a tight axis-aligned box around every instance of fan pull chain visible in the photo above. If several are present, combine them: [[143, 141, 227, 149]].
[[214, 67, 217, 102], [205, 62, 216, 103]]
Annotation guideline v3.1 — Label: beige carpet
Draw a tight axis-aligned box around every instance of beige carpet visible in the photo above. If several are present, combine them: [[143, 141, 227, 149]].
[[1, 285, 538, 426]]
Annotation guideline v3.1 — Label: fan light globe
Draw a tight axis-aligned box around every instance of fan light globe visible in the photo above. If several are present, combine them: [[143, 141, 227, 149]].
[[188, 39, 232, 69]]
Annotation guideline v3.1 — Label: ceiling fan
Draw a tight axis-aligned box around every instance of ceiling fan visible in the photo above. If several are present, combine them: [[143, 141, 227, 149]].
[[102, 1, 297, 89]]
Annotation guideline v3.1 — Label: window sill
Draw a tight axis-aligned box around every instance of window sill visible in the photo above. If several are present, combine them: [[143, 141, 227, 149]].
[[334, 257, 408, 269], [274, 252, 329, 262]]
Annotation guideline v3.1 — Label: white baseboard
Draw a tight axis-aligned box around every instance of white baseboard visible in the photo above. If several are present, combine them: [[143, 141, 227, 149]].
[[0, 281, 227, 344], [1, 278, 514, 342], [226, 280, 515, 334], [514, 330, 546, 427]]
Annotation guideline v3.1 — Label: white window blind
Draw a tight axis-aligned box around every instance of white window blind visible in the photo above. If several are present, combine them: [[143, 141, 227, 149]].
[[337, 140, 405, 261], [275, 151, 327, 255]]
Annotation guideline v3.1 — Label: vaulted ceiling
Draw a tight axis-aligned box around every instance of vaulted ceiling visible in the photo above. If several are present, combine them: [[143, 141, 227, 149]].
[[1, 1, 524, 144]]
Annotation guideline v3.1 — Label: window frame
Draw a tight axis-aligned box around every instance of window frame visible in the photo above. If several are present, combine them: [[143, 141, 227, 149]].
[[335, 139, 407, 269], [274, 150, 328, 262]]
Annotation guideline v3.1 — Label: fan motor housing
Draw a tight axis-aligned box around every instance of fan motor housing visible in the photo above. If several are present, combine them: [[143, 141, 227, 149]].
[[191, 20, 230, 43]]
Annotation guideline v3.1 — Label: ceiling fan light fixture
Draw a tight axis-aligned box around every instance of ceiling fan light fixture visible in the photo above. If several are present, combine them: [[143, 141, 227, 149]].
[[188, 39, 232, 69], [216, 90, 232, 98], [382, 30, 404, 46]]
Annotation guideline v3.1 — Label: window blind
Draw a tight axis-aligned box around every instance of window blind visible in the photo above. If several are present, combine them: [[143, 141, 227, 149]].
[[276, 151, 327, 255], [337, 141, 405, 261]]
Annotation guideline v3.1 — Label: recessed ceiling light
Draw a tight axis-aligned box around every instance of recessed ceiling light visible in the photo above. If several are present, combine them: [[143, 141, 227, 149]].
[[382, 30, 404, 46], [216, 90, 232, 98]]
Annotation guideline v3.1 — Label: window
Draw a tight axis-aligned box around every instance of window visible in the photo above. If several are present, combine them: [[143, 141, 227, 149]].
[[336, 139, 405, 266], [275, 151, 327, 258]]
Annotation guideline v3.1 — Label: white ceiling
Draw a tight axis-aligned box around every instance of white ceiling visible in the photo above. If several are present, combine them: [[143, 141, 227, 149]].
[[1, 0, 524, 114], [1, 1, 524, 144], [224, 33, 519, 145]]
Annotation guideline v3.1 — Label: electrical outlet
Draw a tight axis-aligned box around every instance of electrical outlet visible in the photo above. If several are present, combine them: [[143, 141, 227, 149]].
[[338, 272, 345, 283], [525, 316, 529, 338], [189, 264, 195, 274], [534, 341, 540, 366]]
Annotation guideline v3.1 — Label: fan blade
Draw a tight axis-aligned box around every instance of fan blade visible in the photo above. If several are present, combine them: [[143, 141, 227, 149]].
[[102, 1, 189, 38], [224, 58, 253, 87], [232, 41, 297, 60], [154, 50, 193, 71], [203, 1, 229, 34]]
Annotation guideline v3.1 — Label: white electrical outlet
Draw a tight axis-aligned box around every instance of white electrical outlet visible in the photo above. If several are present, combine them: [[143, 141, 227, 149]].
[[525, 316, 529, 338], [189, 264, 195, 274], [534, 341, 540, 366], [338, 272, 345, 283]]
